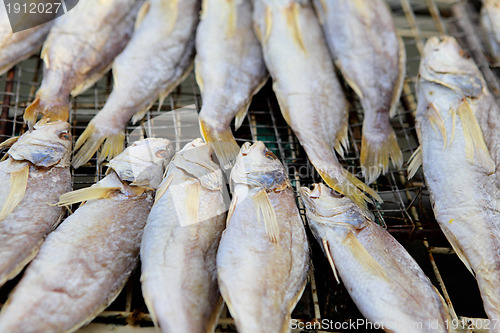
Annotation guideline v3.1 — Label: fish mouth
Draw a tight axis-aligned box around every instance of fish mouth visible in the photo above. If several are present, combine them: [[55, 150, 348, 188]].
[[241, 141, 265, 156]]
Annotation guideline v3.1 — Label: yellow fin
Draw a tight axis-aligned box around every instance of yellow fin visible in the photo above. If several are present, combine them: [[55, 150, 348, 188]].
[[131, 100, 155, 125], [56, 186, 121, 207], [72, 123, 125, 169], [407, 146, 422, 179], [70, 63, 112, 97], [322, 239, 340, 284], [252, 189, 280, 243], [0, 136, 19, 151], [360, 128, 403, 184], [23, 96, 41, 130], [440, 225, 474, 276], [334, 116, 349, 158], [344, 232, 389, 281], [163, 0, 179, 34], [135, 1, 150, 30], [456, 100, 495, 171], [335, 60, 363, 99], [195, 58, 204, 93], [154, 174, 174, 204], [389, 36, 406, 118], [0, 163, 29, 221], [317, 168, 382, 209], [226, 0, 237, 37], [199, 118, 239, 173], [226, 194, 237, 224], [427, 103, 447, 149], [185, 181, 200, 226], [284, 2, 306, 53], [264, 6, 272, 44], [449, 107, 456, 145], [234, 102, 250, 131]]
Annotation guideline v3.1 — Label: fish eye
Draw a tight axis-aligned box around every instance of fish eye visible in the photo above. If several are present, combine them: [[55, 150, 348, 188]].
[[58, 132, 71, 141], [155, 149, 170, 159], [264, 149, 277, 160]]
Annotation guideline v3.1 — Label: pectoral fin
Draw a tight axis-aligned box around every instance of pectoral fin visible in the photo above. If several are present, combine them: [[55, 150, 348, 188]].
[[322, 239, 340, 284], [344, 232, 390, 282], [284, 2, 306, 53], [407, 146, 422, 179], [185, 181, 200, 226], [56, 186, 121, 207], [252, 189, 280, 243], [155, 174, 174, 204], [456, 99, 495, 172], [0, 163, 30, 221]]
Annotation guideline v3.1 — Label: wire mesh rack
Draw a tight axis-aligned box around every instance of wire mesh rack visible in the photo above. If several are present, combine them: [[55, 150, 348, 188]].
[[0, 0, 498, 332]]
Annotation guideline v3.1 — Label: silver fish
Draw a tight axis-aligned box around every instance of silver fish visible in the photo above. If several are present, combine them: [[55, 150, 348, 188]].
[[314, 0, 405, 184], [71, 0, 199, 169], [0, 138, 174, 333], [0, 121, 71, 287], [410, 36, 500, 328], [0, 6, 53, 75], [196, 0, 267, 173], [217, 141, 310, 333], [253, 0, 381, 207], [23, 0, 144, 128], [141, 139, 229, 333], [301, 183, 453, 333], [481, 0, 500, 63]]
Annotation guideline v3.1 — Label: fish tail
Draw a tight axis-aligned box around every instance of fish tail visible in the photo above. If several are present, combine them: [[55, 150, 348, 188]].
[[24, 96, 70, 130], [72, 122, 125, 168], [317, 166, 382, 208], [360, 126, 402, 184], [199, 118, 240, 174]]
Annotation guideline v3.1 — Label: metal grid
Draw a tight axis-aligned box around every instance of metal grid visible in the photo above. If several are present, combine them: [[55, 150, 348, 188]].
[[0, 0, 496, 331]]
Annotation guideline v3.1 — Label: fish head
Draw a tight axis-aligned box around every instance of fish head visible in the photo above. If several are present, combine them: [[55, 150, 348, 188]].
[[108, 138, 174, 190], [418, 36, 483, 98], [8, 120, 72, 167], [230, 141, 290, 191], [173, 138, 225, 191], [300, 183, 372, 230]]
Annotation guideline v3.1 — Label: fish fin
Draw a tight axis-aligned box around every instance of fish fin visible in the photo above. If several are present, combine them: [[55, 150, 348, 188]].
[[360, 128, 403, 184], [0, 163, 29, 221], [322, 238, 340, 284], [427, 103, 447, 149], [389, 36, 406, 118], [313, 0, 327, 24], [407, 146, 422, 179], [449, 107, 456, 145], [344, 232, 390, 281], [134, 1, 150, 30], [252, 189, 280, 243], [131, 100, 155, 125], [56, 186, 121, 207], [441, 224, 475, 276], [335, 60, 363, 99], [264, 6, 272, 44], [234, 102, 250, 131], [226, 194, 237, 224], [200, 0, 208, 18], [199, 118, 239, 173], [141, 287, 159, 329], [154, 174, 174, 204], [41, 44, 49, 69], [71, 63, 112, 96], [72, 123, 125, 168], [185, 181, 200, 226], [334, 116, 349, 158], [317, 168, 382, 208], [456, 99, 495, 171], [194, 58, 204, 93], [23, 96, 41, 130], [0, 136, 19, 152], [284, 2, 307, 53], [226, 0, 237, 37]]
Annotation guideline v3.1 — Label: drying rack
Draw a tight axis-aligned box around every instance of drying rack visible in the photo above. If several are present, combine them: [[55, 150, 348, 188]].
[[0, 0, 497, 332]]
